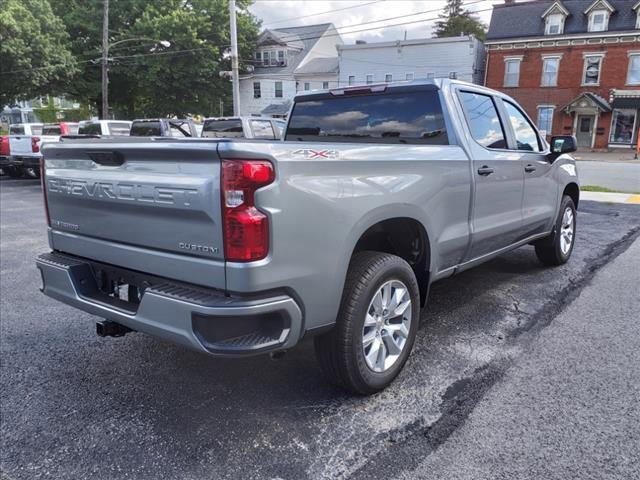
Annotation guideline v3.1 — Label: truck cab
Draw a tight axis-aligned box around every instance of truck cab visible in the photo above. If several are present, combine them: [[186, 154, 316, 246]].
[[130, 118, 198, 137]]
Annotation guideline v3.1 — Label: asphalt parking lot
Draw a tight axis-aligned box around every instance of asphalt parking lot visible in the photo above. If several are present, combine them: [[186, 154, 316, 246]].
[[1, 177, 639, 480]]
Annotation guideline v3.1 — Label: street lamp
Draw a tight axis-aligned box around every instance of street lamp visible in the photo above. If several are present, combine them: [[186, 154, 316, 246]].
[[100, 0, 170, 118]]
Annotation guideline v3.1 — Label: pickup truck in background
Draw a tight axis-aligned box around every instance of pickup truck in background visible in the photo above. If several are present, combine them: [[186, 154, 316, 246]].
[[78, 120, 132, 136], [201, 117, 286, 140], [40, 122, 80, 146], [8, 123, 43, 178], [36, 80, 579, 394], [129, 118, 198, 137]]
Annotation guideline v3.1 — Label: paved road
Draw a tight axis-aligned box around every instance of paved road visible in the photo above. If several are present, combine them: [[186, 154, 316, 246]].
[[1, 178, 639, 480], [577, 161, 640, 193], [366, 239, 640, 480]]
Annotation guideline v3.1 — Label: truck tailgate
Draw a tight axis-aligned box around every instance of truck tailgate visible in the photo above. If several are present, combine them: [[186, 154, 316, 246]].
[[42, 139, 226, 289], [9, 136, 35, 156]]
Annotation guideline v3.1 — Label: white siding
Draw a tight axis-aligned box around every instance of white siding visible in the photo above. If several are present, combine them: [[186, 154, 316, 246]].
[[238, 77, 296, 116], [295, 73, 339, 92], [338, 36, 485, 86]]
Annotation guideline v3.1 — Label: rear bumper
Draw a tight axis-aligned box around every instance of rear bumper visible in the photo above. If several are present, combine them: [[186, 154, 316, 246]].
[[36, 252, 303, 356], [10, 155, 41, 167], [1, 156, 21, 167]]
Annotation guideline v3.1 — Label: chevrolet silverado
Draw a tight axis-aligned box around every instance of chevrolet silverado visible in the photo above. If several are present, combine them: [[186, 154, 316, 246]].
[[36, 80, 579, 394]]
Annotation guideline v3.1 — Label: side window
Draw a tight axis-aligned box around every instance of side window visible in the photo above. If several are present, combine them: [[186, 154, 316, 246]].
[[251, 120, 275, 139], [503, 101, 541, 152], [459, 91, 507, 149]]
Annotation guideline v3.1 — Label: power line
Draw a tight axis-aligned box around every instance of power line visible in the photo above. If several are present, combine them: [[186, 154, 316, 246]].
[[261, 0, 384, 27]]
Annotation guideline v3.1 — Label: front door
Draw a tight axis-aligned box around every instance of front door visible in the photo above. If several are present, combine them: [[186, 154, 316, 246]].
[[576, 115, 595, 148]]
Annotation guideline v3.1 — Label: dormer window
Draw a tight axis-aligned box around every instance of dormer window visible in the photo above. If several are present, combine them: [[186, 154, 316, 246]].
[[545, 13, 565, 35], [255, 49, 287, 67], [584, 1, 615, 33], [542, 1, 569, 35], [588, 10, 609, 32], [634, 1, 640, 29]]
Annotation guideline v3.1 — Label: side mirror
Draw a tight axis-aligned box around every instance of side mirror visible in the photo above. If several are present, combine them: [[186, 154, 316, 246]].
[[550, 135, 577, 155]]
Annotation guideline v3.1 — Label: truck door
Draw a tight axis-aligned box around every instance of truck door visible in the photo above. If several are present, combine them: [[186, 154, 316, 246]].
[[457, 90, 524, 259], [499, 99, 558, 239]]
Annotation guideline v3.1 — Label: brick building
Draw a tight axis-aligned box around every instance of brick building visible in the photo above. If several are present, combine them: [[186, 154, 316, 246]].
[[485, 0, 640, 150]]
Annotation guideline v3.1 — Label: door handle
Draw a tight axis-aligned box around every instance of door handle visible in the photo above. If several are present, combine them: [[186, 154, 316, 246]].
[[525, 164, 536, 173], [477, 166, 494, 176]]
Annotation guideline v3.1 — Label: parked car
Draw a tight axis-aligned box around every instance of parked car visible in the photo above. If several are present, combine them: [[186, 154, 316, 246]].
[[78, 120, 132, 136], [130, 118, 198, 137], [201, 117, 283, 139], [36, 80, 580, 394], [8, 123, 43, 178]]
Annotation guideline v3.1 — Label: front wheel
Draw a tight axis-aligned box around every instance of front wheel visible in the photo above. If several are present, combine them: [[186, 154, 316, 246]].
[[535, 195, 576, 266], [314, 251, 420, 395]]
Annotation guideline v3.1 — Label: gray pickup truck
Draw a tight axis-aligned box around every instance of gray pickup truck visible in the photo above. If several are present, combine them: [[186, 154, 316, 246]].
[[36, 80, 579, 394]]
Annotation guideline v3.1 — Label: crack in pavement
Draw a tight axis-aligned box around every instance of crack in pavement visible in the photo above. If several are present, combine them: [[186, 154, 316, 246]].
[[350, 224, 640, 480]]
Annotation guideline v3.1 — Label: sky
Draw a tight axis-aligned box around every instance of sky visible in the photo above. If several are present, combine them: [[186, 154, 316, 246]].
[[248, 0, 504, 44]]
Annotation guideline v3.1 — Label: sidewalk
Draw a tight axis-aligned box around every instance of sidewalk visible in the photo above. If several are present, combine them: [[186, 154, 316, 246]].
[[399, 238, 640, 480], [581, 191, 640, 204], [574, 150, 639, 163]]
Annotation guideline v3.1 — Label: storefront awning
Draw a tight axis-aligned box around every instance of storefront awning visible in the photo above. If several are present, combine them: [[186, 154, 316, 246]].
[[611, 97, 640, 109]]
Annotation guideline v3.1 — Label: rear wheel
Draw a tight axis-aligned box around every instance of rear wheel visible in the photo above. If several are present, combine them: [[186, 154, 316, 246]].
[[314, 251, 420, 395], [535, 195, 576, 266]]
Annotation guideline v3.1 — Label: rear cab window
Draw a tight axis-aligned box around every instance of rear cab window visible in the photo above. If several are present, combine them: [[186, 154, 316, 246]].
[[9, 126, 24, 135], [168, 121, 192, 137], [107, 122, 131, 136], [79, 123, 102, 135], [202, 119, 245, 138], [43, 125, 62, 135], [130, 122, 161, 136], [250, 120, 276, 139], [286, 86, 448, 145]]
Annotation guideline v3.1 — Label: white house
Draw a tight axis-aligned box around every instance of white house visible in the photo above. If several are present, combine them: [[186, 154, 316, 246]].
[[239, 23, 343, 118], [337, 35, 486, 87]]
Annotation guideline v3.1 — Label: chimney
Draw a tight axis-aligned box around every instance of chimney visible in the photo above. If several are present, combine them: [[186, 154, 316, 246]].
[[504, 0, 515, 4]]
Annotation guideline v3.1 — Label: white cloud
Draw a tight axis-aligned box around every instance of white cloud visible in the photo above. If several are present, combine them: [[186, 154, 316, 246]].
[[249, 0, 500, 44]]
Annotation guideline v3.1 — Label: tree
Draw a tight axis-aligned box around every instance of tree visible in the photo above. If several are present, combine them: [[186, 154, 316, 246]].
[[0, 0, 77, 106], [433, 0, 487, 40], [52, 0, 260, 118]]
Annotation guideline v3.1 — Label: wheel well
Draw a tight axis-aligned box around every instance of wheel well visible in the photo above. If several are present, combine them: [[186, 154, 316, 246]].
[[564, 183, 579, 209], [352, 218, 430, 306]]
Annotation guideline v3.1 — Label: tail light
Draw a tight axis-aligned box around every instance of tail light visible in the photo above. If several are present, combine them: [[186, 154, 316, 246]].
[[221, 159, 274, 262], [0, 136, 8, 156], [40, 157, 51, 226], [32, 136, 40, 153]]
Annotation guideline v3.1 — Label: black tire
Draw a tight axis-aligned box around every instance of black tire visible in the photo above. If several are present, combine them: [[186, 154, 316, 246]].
[[535, 195, 576, 266], [314, 251, 420, 395], [4, 166, 23, 178]]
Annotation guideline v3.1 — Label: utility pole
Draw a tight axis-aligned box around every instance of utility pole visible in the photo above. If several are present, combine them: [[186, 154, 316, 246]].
[[229, 0, 240, 116], [101, 0, 109, 119]]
